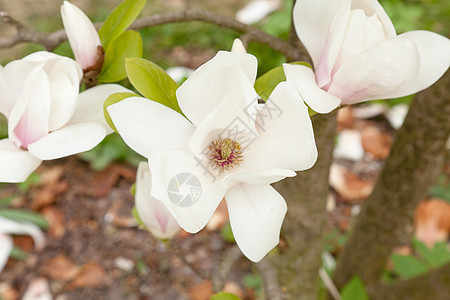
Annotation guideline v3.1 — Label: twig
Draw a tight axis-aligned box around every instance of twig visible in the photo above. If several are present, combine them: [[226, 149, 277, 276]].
[[164, 240, 208, 280], [254, 257, 286, 300], [0, 8, 306, 61], [211, 245, 243, 292], [319, 268, 341, 300]]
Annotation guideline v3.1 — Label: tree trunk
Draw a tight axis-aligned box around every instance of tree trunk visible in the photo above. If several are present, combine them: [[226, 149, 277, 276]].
[[273, 112, 337, 299], [333, 71, 450, 290]]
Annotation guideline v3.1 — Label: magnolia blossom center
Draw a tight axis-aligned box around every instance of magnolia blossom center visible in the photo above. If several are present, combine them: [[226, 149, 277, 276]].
[[208, 138, 243, 173]]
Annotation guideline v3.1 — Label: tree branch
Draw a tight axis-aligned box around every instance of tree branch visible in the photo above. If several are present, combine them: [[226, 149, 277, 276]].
[[332, 70, 450, 290], [254, 257, 286, 300], [211, 245, 243, 293], [272, 112, 338, 299], [369, 263, 450, 300], [0, 8, 305, 61]]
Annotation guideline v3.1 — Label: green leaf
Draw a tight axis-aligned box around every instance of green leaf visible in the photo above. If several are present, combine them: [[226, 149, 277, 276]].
[[10, 246, 28, 260], [0, 209, 48, 229], [341, 276, 369, 300], [0, 195, 16, 207], [210, 292, 242, 300], [254, 62, 311, 102], [103, 92, 140, 132], [98, 0, 146, 50], [98, 30, 143, 83], [220, 222, 235, 243], [125, 57, 182, 114], [391, 254, 428, 278], [414, 239, 450, 267]]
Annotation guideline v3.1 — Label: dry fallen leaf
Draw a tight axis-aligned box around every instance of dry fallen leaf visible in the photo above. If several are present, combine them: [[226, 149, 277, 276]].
[[41, 255, 79, 282], [0, 282, 19, 300], [67, 262, 107, 289], [223, 281, 245, 299], [92, 164, 136, 198], [329, 164, 374, 200], [31, 182, 69, 211], [361, 126, 392, 159], [188, 280, 213, 300], [41, 207, 65, 239], [414, 198, 450, 247]]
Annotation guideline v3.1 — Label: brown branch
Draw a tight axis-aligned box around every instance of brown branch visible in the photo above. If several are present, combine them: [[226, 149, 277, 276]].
[[0, 8, 305, 61], [254, 257, 286, 300], [272, 111, 338, 299], [369, 263, 450, 300], [211, 245, 243, 292], [332, 70, 450, 290]]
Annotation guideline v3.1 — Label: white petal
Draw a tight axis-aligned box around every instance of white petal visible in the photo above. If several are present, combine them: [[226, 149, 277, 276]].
[[333, 129, 365, 161], [235, 0, 280, 25], [284, 64, 341, 114], [222, 169, 295, 190], [177, 51, 258, 126], [67, 84, 133, 134], [242, 81, 319, 172], [0, 216, 45, 250], [27, 122, 106, 160], [0, 234, 13, 272], [3, 59, 43, 103], [226, 183, 287, 262], [351, 0, 396, 38], [377, 31, 450, 99], [22, 278, 52, 300], [0, 139, 42, 183], [135, 162, 180, 239], [148, 148, 226, 233], [293, 0, 351, 86], [108, 97, 195, 158], [329, 35, 421, 104], [231, 38, 247, 53], [61, 1, 102, 70], [188, 94, 258, 158], [0, 65, 15, 118]]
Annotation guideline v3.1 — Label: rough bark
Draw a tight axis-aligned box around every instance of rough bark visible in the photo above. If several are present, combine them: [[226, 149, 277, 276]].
[[272, 112, 337, 300], [333, 71, 450, 290], [369, 263, 450, 300]]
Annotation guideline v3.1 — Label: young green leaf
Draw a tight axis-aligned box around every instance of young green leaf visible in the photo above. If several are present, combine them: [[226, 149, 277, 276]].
[[125, 57, 182, 114], [98, 0, 146, 50], [0, 209, 48, 229], [254, 62, 311, 101], [98, 30, 143, 83], [103, 92, 140, 132], [210, 292, 242, 300], [391, 254, 428, 278], [341, 276, 369, 300]]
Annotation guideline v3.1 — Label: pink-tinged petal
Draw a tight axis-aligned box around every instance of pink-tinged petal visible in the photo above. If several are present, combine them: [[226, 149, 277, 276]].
[[61, 1, 102, 70], [222, 169, 295, 190], [0, 216, 45, 250], [231, 38, 246, 53], [189, 95, 257, 159], [108, 97, 195, 158], [177, 51, 258, 126], [329, 35, 421, 104], [284, 64, 341, 113], [375, 31, 450, 99], [67, 84, 133, 134], [351, 0, 396, 38], [27, 122, 106, 160], [148, 149, 226, 233], [7, 67, 51, 149], [225, 183, 287, 262], [0, 139, 42, 183], [0, 234, 13, 272], [294, 0, 351, 86], [242, 81, 319, 172], [0, 66, 15, 118], [135, 162, 180, 240], [333, 9, 386, 73]]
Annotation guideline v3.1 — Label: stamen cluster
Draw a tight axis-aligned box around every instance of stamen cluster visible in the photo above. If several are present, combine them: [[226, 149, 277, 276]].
[[208, 138, 243, 173]]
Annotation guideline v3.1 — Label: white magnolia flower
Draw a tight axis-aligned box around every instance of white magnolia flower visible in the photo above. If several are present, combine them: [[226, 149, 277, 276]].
[[136, 162, 180, 240], [108, 49, 317, 262], [0, 51, 130, 183], [61, 1, 103, 70], [0, 216, 45, 272], [285, 0, 450, 113]]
